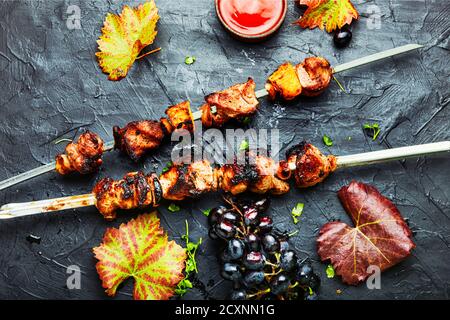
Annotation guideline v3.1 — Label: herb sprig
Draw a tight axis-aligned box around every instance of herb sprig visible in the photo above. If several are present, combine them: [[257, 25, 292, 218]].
[[363, 123, 381, 141], [175, 220, 202, 296], [291, 203, 305, 224]]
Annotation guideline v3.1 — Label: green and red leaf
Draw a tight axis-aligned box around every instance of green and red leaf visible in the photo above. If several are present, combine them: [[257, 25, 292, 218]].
[[93, 212, 186, 300], [296, 0, 359, 33]]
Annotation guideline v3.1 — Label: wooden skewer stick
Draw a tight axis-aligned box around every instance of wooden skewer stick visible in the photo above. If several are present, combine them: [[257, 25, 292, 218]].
[[0, 44, 423, 192], [1, 140, 448, 220]]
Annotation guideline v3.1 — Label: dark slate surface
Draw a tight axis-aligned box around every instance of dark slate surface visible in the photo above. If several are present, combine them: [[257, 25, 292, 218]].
[[0, 0, 449, 300]]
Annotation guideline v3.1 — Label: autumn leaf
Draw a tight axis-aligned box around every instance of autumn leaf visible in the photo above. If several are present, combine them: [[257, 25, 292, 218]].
[[317, 181, 415, 285], [96, 1, 160, 81], [296, 0, 359, 33], [93, 212, 186, 300]]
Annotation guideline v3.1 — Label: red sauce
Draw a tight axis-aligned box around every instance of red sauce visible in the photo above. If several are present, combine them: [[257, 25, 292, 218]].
[[218, 0, 286, 37]]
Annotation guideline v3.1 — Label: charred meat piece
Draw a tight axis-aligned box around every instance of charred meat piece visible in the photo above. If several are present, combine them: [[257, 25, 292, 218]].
[[113, 120, 165, 161], [265, 57, 333, 101], [159, 160, 218, 201], [160, 101, 195, 134], [284, 142, 337, 188], [265, 62, 302, 101], [93, 172, 161, 220], [202, 78, 259, 127], [295, 57, 333, 97], [159, 156, 290, 201], [250, 155, 290, 195], [55, 131, 104, 175]]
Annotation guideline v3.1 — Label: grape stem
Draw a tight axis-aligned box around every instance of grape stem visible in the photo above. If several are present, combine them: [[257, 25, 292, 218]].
[[247, 288, 271, 299]]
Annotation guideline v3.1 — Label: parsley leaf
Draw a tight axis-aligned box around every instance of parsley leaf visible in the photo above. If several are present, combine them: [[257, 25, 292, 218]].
[[184, 56, 196, 65], [363, 123, 381, 141], [242, 117, 251, 125], [239, 140, 249, 151], [291, 203, 304, 224], [176, 220, 202, 296], [201, 208, 211, 217], [323, 135, 333, 147], [168, 203, 181, 212], [162, 161, 173, 173], [326, 264, 335, 278]]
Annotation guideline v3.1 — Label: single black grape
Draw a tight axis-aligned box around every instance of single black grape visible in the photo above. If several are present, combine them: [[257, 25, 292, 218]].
[[221, 211, 241, 225], [215, 220, 236, 240], [221, 263, 243, 281], [244, 233, 261, 252], [333, 26, 352, 48], [262, 234, 280, 254], [296, 261, 314, 286], [269, 273, 291, 295], [208, 206, 227, 226], [308, 274, 321, 292], [229, 289, 247, 300], [220, 249, 233, 262], [254, 198, 270, 212], [258, 216, 273, 234], [244, 207, 259, 226], [279, 239, 289, 252], [280, 250, 297, 272], [242, 251, 265, 270], [243, 271, 265, 288], [226, 239, 245, 260]]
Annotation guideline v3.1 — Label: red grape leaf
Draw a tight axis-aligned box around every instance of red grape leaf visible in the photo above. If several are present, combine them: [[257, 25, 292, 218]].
[[317, 181, 415, 285], [93, 212, 186, 300], [96, 1, 160, 81], [296, 0, 359, 33]]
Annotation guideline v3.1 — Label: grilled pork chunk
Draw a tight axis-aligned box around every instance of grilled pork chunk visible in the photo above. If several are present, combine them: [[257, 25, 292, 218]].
[[265, 57, 333, 101], [113, 120, 165, 162], [201, 78, 259, 127], [283, 142, 337, 188], [93, 172, 162, 220], [159, 155, 289, 201], [55, 131, 104, 175]]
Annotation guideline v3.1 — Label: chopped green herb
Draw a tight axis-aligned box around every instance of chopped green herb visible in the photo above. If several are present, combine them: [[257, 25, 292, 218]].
[[239, 140, 249, 151], [201, 208, 211, 217], [363, 123, 381, 141], [174, 278, 193, 296], [291, 203, 304, 224], [176, 220, 202, 296], [323, 135, 333, 147], [184, 56, 196, 65], [162, 161, 173, 173], [168, 203, 180, 212], [308, 286, 314, 296], [326, 264, 335, 278], [54, 138, 72, 145], [242, 117, 251, 125]]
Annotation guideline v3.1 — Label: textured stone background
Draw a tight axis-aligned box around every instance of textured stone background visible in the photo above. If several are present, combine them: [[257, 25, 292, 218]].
[[0, 0, 449, 299]]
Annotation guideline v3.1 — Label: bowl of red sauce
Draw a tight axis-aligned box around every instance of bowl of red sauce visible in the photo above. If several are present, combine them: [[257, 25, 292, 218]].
[[216, 0, 288, 42]]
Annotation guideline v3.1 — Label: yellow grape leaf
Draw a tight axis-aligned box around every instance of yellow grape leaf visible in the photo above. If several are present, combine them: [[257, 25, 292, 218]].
[[296, 0, 359, 33], [93, 212, 187, 300], [96, 1, 160, 81]]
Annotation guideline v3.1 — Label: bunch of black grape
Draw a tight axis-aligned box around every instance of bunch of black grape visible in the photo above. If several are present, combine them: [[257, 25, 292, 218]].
[[208, 197, 321, 300]]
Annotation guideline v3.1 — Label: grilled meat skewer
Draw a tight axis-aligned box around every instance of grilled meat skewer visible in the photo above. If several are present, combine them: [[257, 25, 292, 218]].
[[0, 44, 423, 191], [36, 78, 259, 177], [2, 140, 448, 221]]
